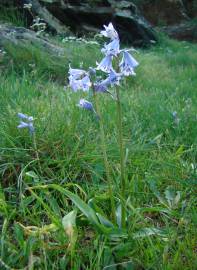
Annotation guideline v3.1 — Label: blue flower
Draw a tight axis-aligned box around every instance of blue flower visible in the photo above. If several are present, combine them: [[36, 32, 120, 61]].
[[94, 81, 108, 93], [94, 69, 121, 93], [119, 51, 139, 76], [101, 38, 120, 56], [77, 99, 94, 111], [17, 113, 33, 122], [68, 67, 92, 92], [108, 69, 122, 86], [100, 22, 119, 40], [17, 113, 35, 134], [68, 66, 86, 80], [96, 55, 113, 73], [81, 75, 92, 92]]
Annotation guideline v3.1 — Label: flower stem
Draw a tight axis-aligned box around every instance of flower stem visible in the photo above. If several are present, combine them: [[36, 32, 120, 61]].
[[115, 87, 126, 228], [93, 91, 116, 223], [32, 133, 42, 173]]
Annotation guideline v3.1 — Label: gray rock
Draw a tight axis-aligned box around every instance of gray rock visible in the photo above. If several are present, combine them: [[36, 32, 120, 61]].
[[0, 23, 65, 55], [43, 0, 157, 46]]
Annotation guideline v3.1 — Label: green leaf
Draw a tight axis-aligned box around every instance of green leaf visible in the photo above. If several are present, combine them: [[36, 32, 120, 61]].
[[96, 213, 114, 228], [88, 198, 106, 216], [26, 171, 39, 178], [25, 171, 39, 183], [62, 210, 77, 231], [148, 179, 167, 206], [115, 204, 122, 228], [14, 223, 24, 247], [164, 186, 175, 208], [31, 184, 109, 234], [133, 227, 167, 239]]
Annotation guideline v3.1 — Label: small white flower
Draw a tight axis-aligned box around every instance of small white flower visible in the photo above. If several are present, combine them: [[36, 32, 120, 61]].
[[100, 22, 119, 40]]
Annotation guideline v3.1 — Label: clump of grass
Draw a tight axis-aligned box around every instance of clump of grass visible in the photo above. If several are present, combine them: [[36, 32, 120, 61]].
[[0, 33, 197, 269], [0, 5, 26, 27]]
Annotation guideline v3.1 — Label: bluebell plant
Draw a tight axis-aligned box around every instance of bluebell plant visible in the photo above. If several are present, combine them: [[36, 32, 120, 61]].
[[68, 22, 139, 227], [17, 112, 41, 173], [68, 22, 138, 108], [17, 113, 35, 134]]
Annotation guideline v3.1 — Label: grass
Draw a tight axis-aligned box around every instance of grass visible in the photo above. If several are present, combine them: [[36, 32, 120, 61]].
[[0, 31, 197, 269], [0, 6, 27, 27]]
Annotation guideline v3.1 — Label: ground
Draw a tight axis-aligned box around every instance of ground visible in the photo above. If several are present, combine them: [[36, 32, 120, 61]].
[[0, 31, 197, 269]]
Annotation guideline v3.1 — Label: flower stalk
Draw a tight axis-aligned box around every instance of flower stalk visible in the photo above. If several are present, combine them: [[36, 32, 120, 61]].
[[93, 90, 116, 223], [115, 87, 126, 228], [67, 22, 139, 229], [32, 133, 42, 173]]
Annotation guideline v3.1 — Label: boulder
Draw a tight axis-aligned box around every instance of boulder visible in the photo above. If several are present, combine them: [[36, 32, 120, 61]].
[[137, 0, 196, 26], [159, 22, 197, 42], [37, 0, 158, 46], [0, 23, 65, 55]]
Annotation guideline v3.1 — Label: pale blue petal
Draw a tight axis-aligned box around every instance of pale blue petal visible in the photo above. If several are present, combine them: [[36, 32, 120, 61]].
[[101, 39, 120, 56], [17, 121, 29, 129], [100, 22, 119, 40], [96, 55, 113, 73]]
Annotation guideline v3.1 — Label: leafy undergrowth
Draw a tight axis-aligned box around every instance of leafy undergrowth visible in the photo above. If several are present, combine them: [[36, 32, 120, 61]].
[[0, 35, 197, 269]]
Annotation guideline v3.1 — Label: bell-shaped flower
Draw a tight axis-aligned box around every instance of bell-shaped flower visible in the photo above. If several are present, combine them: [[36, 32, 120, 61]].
[[96, 55, 113, 73], [94, 69, 121, 93], [69, 73, 91, 92], [69, 79, 82, 92], [17, 113, 33, 122], [81, 75, 92, 92], [101, 38, 120, 56], [119, 51, 139, 76], [108, 69, 122, 86], [68, 66, 86, 80], [77, 99, 94, 111], [94, 81, 108, 93], [100, 22, 119, 40], [17, 113, 35, 134]]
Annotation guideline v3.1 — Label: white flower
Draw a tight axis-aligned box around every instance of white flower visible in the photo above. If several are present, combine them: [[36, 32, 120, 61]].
[[100, 22, 119, 40], [119, 51, 139, 76]]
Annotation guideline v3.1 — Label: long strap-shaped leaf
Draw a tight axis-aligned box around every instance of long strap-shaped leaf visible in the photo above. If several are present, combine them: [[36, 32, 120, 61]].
[[29, 184, 110, 234]]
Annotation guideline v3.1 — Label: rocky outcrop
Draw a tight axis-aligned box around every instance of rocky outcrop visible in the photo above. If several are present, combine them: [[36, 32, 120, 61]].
[[0, 23, 65, 55], [25, 0, 157, 46], [137, 0, 196, 26], [159, 22, 197, 42]]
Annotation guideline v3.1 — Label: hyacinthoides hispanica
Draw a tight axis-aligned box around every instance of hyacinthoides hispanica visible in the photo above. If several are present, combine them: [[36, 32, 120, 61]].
[[17, 112, 41, 175], [68, 23, 139, 228]]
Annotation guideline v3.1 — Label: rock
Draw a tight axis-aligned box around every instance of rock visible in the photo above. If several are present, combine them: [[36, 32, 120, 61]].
[[137, 0, 194, 26], [24, 0, 70, 35], [0, 23, 65, 55], [159, 22, 197, 42], [42, 0, 157, 46]]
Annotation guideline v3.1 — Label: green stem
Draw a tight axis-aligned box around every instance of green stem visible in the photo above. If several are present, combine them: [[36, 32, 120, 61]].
[[115, 87, 126, 228], [32, 133, 42, 173], [93, 91, 116, 223]]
